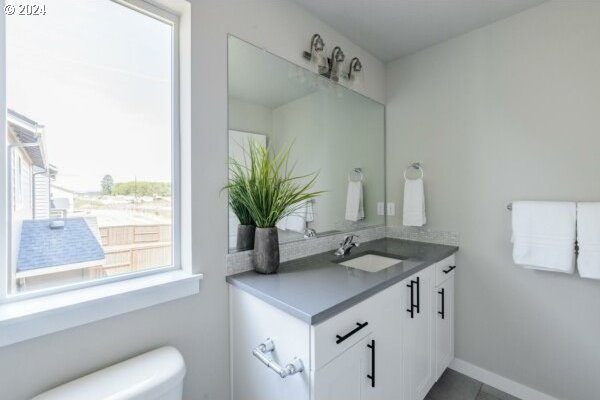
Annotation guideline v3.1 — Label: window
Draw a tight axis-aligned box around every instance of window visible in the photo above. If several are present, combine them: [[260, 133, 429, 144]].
[[3, 0, 180, 295]]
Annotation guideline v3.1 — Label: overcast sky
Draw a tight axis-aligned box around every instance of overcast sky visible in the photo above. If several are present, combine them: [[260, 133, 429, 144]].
[[7, 0, 172, 192]]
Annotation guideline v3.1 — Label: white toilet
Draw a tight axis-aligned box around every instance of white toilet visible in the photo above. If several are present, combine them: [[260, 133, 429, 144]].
[[31, 347, 186, 400]]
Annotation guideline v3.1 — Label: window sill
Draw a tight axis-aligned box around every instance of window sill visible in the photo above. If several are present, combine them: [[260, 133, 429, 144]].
[[0, 271, 202, 347]]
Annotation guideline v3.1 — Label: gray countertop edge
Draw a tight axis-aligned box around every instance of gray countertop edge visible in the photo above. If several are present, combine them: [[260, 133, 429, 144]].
[[226, 239, 458, 325]]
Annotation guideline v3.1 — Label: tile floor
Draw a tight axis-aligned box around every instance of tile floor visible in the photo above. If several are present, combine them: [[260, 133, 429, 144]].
[[426, 369, 521, 400]]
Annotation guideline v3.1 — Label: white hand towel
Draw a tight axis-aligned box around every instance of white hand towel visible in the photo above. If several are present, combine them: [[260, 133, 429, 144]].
[[511, 201, 576, 273], [276, 218, 287, 231], [345, 181, 364, 222], [285, 202, 307, 233], [403, 178, 426, 226], [305, 200, 314, 223], [576, 202, 600, 280]]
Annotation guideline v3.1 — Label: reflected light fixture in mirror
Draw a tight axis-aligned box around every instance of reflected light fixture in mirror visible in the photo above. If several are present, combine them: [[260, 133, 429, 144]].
[[329, 46, 345, 82]]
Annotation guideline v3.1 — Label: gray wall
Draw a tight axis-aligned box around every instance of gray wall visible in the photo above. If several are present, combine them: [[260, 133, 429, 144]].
[[386, 2, 600, 399], [0, 1, 385, 399]]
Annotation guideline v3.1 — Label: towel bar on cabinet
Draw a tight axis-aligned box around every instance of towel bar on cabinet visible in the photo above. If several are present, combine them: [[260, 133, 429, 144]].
[[252, 338, 305, 378]]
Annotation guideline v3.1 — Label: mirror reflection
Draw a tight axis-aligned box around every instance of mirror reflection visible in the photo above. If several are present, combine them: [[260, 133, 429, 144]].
[[228, 36, 385, 252]]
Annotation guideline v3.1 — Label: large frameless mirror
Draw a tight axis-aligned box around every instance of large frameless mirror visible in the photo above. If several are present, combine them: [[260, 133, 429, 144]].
[[228, 36, 385, 252]]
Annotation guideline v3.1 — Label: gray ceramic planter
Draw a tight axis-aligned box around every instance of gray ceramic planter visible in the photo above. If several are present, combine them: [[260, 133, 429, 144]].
[[254, 227, 280, 274], [236, 225, 256, 251]]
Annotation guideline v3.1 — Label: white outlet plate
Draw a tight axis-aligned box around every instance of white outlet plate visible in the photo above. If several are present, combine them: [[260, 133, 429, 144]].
[[387, 202, 396, 216], [377, 202, 385, 215]]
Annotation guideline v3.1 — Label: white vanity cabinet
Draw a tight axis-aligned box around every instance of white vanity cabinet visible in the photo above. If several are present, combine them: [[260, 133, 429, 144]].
[[401, 265, 436, 400], [434, 255, 456, 380], [312, 334, 374, 400], [230, 254, 456, 400]]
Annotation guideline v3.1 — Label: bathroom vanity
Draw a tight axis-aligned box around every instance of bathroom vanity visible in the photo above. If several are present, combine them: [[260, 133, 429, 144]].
[[227, 239, 458, 400]]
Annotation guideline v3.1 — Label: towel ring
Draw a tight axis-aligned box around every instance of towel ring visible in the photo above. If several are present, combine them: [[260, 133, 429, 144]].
[[348, 168, 364, 182], [403, 162, 424, 180]]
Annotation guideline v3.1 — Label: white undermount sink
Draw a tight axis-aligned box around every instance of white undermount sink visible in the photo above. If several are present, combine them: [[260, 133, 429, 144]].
[[338, 253, 403, 273]]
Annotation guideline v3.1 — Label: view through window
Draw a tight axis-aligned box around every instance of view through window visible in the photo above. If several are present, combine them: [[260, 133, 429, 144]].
[[6, 0, 176, 293]]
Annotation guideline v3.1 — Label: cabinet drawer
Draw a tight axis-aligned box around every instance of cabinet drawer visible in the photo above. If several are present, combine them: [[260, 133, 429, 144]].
[[311, 285, 397, 371], [435, 255, 456, 286]]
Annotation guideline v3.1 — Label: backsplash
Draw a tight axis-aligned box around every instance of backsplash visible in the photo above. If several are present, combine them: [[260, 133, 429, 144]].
[[385, 226, 460, 246], [226, 225, 459, 275], [226, 226, 386, 275]]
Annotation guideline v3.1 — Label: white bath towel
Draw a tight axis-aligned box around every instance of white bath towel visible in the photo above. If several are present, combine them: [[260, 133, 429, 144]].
[[345, 180, 364, 222], [511, 201, 576, 273], [576, 202, 600, 280], [403, 178, 426, 226]]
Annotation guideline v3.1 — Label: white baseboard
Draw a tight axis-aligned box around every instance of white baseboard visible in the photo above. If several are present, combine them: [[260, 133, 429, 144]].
[[449, 358, 560, 400]]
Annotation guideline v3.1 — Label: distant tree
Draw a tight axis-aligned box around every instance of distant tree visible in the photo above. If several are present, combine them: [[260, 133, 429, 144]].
[[101, 175, 114, 195], [112, 181, 171, 197]]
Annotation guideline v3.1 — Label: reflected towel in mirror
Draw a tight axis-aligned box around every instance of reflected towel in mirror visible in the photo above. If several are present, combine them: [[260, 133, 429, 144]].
[[345, 180, 364, 222]]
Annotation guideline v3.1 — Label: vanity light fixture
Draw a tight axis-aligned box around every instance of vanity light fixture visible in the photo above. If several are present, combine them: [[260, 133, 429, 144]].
[[346, 57, 363, 84], [303, 33, 328, 74], [328, 46, 345, 82], [303, 35, 362, 84]]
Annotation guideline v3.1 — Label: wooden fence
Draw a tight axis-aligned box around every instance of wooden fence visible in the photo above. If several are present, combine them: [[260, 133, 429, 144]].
[[93, 224, 172, 278]]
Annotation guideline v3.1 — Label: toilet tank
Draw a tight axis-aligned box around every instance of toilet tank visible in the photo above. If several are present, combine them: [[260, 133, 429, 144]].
[[32, 346, 186, 400]]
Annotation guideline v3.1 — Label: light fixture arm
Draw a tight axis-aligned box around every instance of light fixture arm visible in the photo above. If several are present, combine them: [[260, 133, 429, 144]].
[[347, 57, 362, 80]]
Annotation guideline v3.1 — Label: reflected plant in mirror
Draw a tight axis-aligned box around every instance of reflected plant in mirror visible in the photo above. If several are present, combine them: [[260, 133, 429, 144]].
[[228, 35, 385, 253], [225, 141, 323, 273], [226, 166, 256, 252]]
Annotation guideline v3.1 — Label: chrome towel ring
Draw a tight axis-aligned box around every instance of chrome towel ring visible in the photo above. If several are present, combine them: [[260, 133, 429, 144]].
[[404, 162, 424, 180], [348, 167, 364, 182]]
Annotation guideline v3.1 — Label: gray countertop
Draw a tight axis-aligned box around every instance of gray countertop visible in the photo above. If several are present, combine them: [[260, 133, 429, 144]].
[[226, 238, 458, 325]]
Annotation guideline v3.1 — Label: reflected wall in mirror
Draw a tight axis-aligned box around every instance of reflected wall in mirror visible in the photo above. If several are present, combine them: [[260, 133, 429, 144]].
[[228, 36, 385, 252]]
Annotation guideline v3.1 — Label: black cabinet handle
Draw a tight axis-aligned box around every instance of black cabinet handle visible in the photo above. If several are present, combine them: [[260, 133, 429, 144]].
[[406, 280, 415, 318], [443, 265, 456, 274], [415, 276, 421, 314], [336, 322, 368, 344], [406, 276, 420, 318], [367, 339, 375, 388], [438, 288, 445, 319]]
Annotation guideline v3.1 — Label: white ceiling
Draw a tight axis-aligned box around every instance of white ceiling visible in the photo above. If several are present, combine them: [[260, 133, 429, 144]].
[[292, 0, 547, 62]]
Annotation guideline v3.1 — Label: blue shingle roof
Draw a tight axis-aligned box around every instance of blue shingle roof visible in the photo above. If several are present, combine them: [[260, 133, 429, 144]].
[[17, 218, 105, 272]]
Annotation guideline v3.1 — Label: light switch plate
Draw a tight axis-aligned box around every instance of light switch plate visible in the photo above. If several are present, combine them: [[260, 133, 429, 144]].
[[387, 202, 396, 216], [377, 202, 385, 215]]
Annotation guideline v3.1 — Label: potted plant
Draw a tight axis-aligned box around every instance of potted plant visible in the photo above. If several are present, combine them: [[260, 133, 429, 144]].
[[226, 141, 322, 274], [228, 173, 256, 251]]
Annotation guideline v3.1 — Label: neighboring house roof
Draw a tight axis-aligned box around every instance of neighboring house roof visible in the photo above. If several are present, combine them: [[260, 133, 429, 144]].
[[7, 109, 47, 169], [17, 217, 105, 273]]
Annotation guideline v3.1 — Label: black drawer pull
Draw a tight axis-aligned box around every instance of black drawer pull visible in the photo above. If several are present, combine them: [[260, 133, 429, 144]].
[[406, 276, 420, 318], [336, 322, 368, 344], [367, 339, 375, 388], [443, 265, 456, 274], [438, 288, 445, 319]]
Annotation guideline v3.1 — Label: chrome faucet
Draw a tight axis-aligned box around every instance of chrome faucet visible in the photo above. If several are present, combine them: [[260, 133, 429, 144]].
[[334, 234, 360, 257], [304, 228, 317, 238]]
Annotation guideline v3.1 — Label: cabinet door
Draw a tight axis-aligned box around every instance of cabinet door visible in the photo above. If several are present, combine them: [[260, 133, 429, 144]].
[[435, 276, 454, 380], [313, 335, 374, 400], [402, 266, 436, 400]]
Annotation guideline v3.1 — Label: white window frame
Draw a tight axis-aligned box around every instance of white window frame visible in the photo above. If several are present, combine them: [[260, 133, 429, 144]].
[[0, 0, 197, 347]]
